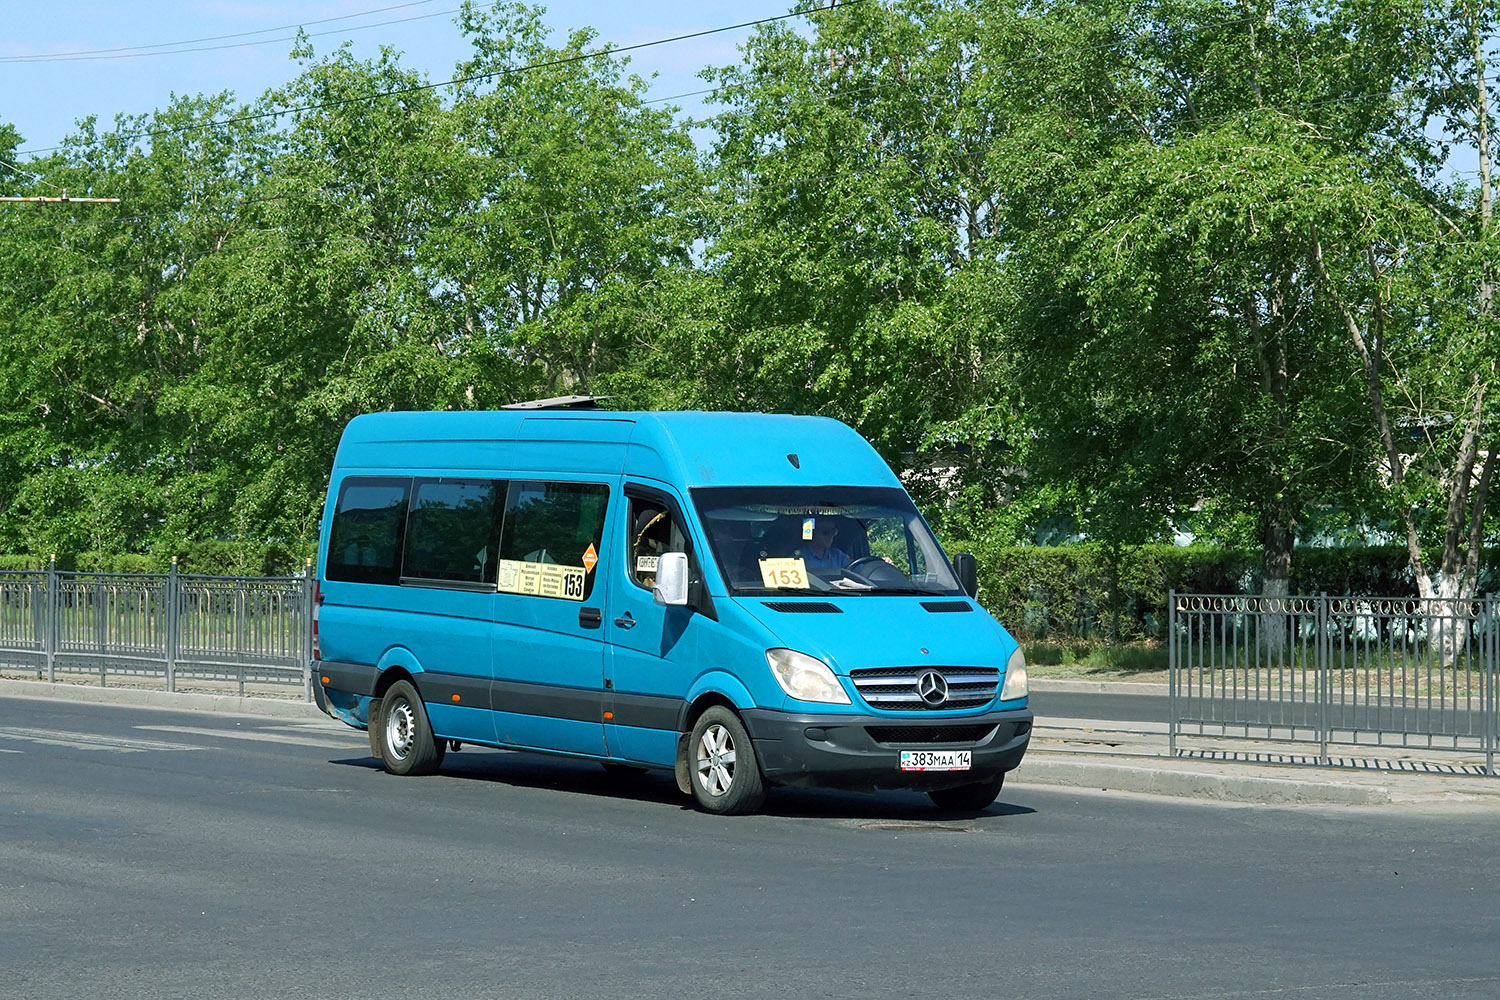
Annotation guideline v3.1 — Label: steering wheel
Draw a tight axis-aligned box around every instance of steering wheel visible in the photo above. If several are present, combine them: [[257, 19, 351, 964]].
[[843, 555, 908, 587]]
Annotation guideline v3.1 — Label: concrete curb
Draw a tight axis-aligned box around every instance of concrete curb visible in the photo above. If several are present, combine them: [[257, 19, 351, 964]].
[[1029, 678, 1168, 696], [0, 678, 327, 721], [1014, 754, 1393, 806]]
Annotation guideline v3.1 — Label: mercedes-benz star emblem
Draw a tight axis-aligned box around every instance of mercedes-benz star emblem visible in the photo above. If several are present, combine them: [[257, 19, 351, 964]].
[[916, 670, 948, 707]]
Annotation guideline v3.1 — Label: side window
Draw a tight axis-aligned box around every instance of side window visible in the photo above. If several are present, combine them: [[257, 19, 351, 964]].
[[402, 478, 500, 588], [627, 495, 686, 591], [327, 477, 410, 585], [866, 515, 934, 581], [496, 481, 609, 602]]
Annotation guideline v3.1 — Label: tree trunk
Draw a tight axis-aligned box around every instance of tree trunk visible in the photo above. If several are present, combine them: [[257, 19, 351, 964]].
[[1413, 569, 1477, 668], [1259, 504, 1295, 661]]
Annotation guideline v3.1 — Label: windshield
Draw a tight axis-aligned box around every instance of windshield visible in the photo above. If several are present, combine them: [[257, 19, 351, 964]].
[[691, 486, 963, 597]]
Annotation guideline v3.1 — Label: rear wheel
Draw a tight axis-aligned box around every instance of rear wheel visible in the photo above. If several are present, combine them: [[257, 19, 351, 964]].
[[377, 679, 445, 776], [928, 774, 1004, 813], [687, 707, 766, 815]]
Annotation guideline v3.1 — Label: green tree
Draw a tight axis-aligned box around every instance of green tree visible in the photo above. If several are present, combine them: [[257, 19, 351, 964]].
[[0, 95, 277, 556], [699, 0, 1037, 470], [998, 0, 1419, 601], [426, 2, 705, 402], [194, 39, 480, 546], [1313, 0, 1499, 622]]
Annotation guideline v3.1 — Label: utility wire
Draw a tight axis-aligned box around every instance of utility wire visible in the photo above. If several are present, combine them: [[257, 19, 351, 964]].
[[3, 8, 1490, 245], [5, 66, 1495, 246], [1, 0, 438, 61], [0, 6, 1291, 187], [0, 78, 731, 235], [7, 86, 1494, 307], [1, 2, 498, 64], [15, 0, 867, 157]]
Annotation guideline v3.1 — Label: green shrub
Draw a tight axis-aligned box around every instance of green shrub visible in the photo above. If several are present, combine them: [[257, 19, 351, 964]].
[[948, 543, 1499, 643], [0, 543, 315, 577]]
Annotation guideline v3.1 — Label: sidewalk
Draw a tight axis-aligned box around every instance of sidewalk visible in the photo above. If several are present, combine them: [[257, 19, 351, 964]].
[[1021, 678, 1500, 806], [1022, 714, 1500, 807], [4, 676, 1498, 808]]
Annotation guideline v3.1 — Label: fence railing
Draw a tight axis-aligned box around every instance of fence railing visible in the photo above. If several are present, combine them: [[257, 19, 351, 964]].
[[6, 573, 1498, 772], [0, 563, 314, 699], [1169, 591, 1497, 775]]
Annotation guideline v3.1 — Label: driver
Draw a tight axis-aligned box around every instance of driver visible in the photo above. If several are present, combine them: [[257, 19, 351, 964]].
[[799, 516, 851, 571]]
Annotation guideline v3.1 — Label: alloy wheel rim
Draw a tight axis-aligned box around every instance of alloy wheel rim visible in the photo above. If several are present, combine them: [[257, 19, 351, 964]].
[[696, 723, 736, 796]]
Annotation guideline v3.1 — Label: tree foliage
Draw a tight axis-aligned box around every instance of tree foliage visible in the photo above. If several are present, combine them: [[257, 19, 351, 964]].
[[0, 0, 1496, 599]]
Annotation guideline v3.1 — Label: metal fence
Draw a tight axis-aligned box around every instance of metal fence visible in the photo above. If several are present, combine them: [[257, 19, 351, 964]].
[[5, 571, 1498, 772], [1169, 592, 1497, 775], [0, 565, 314, 699]]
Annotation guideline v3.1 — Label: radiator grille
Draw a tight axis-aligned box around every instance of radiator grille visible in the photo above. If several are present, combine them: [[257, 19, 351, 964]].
[[849, 665, 1000, 711], [866, 725, 996, 745]]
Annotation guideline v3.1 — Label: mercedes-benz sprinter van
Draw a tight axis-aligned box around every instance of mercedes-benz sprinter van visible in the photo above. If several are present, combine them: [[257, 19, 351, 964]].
[[313, 409, 1031, 814]]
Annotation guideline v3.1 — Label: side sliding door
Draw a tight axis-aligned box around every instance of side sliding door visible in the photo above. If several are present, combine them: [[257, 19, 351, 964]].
[[489, 479, 615, 756]]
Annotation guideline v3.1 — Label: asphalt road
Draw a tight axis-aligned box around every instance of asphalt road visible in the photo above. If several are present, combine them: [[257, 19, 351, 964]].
[[2, 696, 1498, 1000]]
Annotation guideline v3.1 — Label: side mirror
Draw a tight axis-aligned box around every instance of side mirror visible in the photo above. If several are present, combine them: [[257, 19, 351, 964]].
[[952, 552, 978, 599], [653, 552, 690, 607]]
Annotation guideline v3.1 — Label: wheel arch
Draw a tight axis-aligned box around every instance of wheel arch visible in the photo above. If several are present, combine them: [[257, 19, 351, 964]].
[[678, 671, 757, 733], [374, 647, 423, 700]]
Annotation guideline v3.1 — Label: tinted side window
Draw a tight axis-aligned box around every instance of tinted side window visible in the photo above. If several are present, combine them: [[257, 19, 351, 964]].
[[497, 481, 609, 601], [402, 478, 500, 587], [327, 477, 410, 585]]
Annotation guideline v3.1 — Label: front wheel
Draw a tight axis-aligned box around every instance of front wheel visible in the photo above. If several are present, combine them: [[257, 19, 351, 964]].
[[928, 774, 1004, 812], [687, 707, 766, 815], [377, 679, 445, 776]]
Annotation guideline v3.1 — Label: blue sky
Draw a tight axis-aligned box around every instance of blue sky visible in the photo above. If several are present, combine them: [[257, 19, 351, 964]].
[[1, 0, 787, 159]]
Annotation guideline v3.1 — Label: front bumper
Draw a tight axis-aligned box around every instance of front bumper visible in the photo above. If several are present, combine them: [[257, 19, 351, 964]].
[[742, 706, 1032, 792]]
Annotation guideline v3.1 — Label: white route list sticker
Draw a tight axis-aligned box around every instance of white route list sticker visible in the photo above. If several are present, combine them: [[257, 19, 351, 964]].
[[759, 557, 809, 590], [497, 559, 588, 601]]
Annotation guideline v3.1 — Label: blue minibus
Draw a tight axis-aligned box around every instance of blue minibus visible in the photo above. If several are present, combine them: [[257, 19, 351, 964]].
[[312, 407, 1031, 814]]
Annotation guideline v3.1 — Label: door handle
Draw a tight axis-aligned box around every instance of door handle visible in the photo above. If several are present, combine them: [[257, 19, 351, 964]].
[[579, 607, 602, 629], [613, 613, 636, 629]]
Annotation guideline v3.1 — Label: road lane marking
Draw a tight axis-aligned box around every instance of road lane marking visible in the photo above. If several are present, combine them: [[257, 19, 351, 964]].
[[0, 727, 202, 753], [137, 725, 366, 749]]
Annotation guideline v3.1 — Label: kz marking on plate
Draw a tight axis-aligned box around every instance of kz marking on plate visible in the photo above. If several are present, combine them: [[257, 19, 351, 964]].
[[899, 749, 971, 772]]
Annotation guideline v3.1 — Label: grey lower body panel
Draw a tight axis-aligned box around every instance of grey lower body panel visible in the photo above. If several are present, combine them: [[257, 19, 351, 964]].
[[742, 707, 1032, 792]]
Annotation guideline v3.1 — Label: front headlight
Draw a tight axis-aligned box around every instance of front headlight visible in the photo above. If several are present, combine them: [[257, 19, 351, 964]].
[[1000, 646, 1028, 701], [766, 648, 851, 705]]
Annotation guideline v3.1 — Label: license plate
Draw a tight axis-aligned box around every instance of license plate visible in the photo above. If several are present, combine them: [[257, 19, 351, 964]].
[[899, 749, 971, 772]]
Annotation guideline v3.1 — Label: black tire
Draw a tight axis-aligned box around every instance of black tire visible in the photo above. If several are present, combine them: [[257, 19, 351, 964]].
[[928, 774, 1004, 813], [377, 679, 445, 776], [687, 707, 766, 815]]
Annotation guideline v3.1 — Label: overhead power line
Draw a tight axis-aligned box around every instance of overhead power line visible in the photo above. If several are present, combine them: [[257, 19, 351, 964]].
[[0, 0, 446, 62], [6, 74, 1493, 300], [15, 0, 868, 156], [0, 192, 119, 204], [0, 1, 501, 65]]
